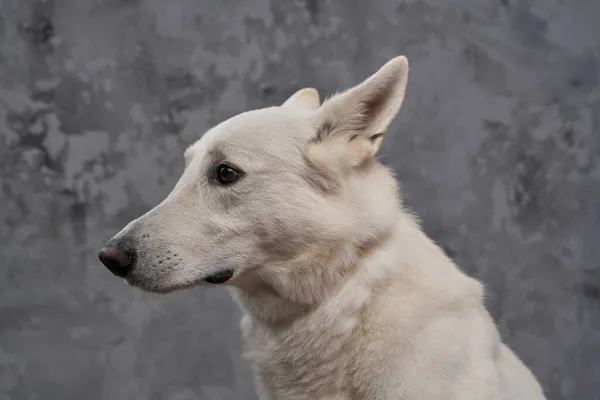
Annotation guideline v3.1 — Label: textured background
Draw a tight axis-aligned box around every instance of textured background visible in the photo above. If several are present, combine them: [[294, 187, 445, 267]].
[[1, 1, 599, 399]]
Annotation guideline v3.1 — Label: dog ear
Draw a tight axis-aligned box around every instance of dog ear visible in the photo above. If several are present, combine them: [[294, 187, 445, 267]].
[[308, 56, 409, 169], [282, 88, 321, 110]]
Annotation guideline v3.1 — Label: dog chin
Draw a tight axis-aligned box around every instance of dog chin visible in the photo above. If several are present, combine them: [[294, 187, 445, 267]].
[[124, 271, 235, 293], [124, 274, 189, 294]]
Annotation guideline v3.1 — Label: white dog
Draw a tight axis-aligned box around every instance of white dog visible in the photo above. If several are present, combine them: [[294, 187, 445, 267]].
[[99, 56, 547, 399]]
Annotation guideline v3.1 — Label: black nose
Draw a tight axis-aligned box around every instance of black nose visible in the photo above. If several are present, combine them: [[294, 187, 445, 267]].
[[99, 243, 136, 278]]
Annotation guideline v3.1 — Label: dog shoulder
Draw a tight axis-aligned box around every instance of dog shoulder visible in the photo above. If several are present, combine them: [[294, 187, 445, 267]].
[[349, 248, 497, 398]]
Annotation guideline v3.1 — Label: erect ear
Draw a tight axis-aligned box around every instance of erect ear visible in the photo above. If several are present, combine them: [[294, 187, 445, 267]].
[[308, 56, 409, 170], [282, 88, 321, 110]]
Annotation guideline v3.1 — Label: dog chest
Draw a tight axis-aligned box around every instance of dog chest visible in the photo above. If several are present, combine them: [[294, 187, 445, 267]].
[[241, 312, 359, 399]]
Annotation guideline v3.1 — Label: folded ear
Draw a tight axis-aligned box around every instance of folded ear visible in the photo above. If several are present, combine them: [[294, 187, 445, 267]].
[[282, 88, 321, 110], [309, 56, 409, 169]]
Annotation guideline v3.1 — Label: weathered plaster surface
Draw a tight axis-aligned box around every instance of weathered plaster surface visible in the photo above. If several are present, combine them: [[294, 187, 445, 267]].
[[1, 1, 599, 399]]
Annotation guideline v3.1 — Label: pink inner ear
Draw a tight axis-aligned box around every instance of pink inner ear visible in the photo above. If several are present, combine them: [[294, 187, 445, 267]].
[[360, 79, 397, 126], [311, 56, 408, 145]]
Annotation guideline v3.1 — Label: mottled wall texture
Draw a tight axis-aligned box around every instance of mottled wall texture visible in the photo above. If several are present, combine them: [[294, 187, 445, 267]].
[[0, 0, 598, 399]]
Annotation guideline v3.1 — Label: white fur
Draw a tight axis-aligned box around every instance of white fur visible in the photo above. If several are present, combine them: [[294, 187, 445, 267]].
[[106, 56, 547, 399]]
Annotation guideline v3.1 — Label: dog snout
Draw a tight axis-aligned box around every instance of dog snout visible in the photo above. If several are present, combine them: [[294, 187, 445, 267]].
[[99, 240, 137, 278]]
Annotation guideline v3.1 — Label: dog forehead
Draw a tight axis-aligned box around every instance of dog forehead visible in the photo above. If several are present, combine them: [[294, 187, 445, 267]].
[[186, 107, 316, 159]]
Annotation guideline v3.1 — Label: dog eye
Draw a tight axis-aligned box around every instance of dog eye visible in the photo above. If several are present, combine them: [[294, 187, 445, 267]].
[[216, 164, 239, 184]]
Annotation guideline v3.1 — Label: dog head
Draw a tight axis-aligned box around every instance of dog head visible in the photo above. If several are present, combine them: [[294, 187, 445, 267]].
[[99, 56, 409, 294]]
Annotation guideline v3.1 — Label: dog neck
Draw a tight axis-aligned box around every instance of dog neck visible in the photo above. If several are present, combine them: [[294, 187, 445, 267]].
[[230, 214, 409, 327]]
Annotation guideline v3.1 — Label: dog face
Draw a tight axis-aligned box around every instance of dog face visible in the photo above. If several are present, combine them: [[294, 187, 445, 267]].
[[99, 56, 409, 293]]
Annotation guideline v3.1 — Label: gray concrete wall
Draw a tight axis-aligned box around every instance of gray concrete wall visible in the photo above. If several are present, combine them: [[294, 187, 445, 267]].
[[1, 1, 599, 399]]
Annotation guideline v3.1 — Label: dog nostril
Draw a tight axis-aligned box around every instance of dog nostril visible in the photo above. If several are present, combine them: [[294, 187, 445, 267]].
[[99, 245, 136, 278]]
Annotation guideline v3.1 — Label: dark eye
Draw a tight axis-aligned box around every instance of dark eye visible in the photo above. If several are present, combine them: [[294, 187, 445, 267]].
[[216, 164, 239, 184]]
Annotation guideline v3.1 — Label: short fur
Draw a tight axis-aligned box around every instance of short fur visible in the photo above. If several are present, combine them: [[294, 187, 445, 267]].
[[102, 56, 547, 399]]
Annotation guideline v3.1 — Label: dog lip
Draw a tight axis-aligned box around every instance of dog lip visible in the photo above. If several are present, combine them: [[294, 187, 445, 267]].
[[203, 269, 235, 284]]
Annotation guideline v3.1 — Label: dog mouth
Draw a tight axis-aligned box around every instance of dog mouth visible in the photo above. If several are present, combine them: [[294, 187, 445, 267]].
[[123, 267, 236, 292], [203, 269, 235, 284]]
